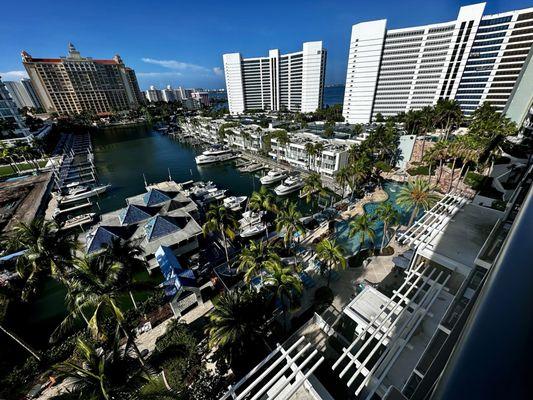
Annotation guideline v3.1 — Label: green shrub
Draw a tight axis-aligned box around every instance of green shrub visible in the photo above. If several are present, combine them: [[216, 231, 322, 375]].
[[407, 165, 431, 176], [374, 161, 393, 173], [464, 172, 488, 190]]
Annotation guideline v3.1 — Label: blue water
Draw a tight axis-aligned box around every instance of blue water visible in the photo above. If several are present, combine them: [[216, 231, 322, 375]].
[[334, 182, 414, 255]]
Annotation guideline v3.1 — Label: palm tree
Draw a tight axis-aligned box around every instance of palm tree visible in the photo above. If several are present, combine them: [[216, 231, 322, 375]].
[[315, 239, 346, 288], [237, 240, 280, 283], [12, 218, 77, 301], [103, 238, 149, 309], [397, 178, 440, 227], [435, 99, 463, 140], [302, 172, 326, 203], [53, 255, 147, 365], [305, 142, 316, 170], [207, 289, 268, 371], [249, 186, 277, 213], [313, 142, 324, 172], [348, 214, 376, 252], [275, 200, 304, 248], [263, 260, 303, 330], [375, 203, 400, 252], [419, 106, 436, 161], [335, 166, 351, 198], [202, 204, 238, 264], [54, 335, 152, 400]]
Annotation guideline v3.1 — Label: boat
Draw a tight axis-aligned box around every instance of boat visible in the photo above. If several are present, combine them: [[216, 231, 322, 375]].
[[202, 145, 232, 156], [223, 196, 247, 211], [274, 176, 305, 196], [57, 184, 111, 204], [190, 181, 216, 197], [239, 210, 265, 227], [195, 152, 236, 165], [202, 189, 227, 202], [60, 213, 96, 230], [240, 223, 267, 238], [260, 169, 288, 185]]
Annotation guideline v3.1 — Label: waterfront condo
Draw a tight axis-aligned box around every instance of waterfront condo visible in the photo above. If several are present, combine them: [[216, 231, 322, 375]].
[[343, 2, 533, 123], [22, 43, 144, 114], [223, 41, 327, 114]]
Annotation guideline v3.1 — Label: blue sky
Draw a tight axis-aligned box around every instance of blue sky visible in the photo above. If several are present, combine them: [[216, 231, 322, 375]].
[[1, 0, 531, 90]]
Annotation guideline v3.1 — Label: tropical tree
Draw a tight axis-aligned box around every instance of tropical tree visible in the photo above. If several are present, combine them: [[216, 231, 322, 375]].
[[263, 260, 303, 330], [313, 142, 324, 168], [397, 178, 440, 227], [52, 255, 148, 365], [53, 335, 152, 400], [103, 238, 149, 309], [418, 106, 436, 161], [335, 166, 351, 198], [348, 214, 376, 252], [202, 204, 238, 264], [375, 203, 400, 252], [12, 218, 78, 301], [435, 99, 463, 140], [315, 239, 346, 288], [237, 240, 280, 283], [207, 289, 268, 372], [351, 123, 363, 137], [304, 142, 316, 170], [249, 186, 277, 214], [302, 172, 326, 203], [275, 200, 304, 248]]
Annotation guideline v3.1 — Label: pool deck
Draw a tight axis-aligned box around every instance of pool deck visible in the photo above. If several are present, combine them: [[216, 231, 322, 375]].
[[339, 188, 389, 220]]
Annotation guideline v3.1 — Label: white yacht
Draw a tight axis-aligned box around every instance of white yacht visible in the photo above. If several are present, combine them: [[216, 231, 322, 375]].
[[202, 145, 232, 156], [195, 152, 235, 165], [58, 184, 111, 204], [223, 196, 247, 211], [239, 210, 265, 227], [260, 170, 288, 185], [274, 176, 304, 196], [202, 189, 227, 202], [240, 223, 267, 238], [60, 213, 96, 230]]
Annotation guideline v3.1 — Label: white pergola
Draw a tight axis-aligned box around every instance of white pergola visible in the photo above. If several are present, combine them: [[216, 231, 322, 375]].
[[221, 336, 324, 400], [331, 262, 450, 399], [397, 190, 471, 251]]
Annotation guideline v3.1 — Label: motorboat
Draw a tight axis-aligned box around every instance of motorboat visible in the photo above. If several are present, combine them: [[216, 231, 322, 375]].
[[260, 169, 288, 185], [57, 184, 110, 204], [190, 181, 216, 197], [195, 152, 235, 165], [239, 210, 265, 227], [240, 222, 267, 238], [223, 196, 247, 211], [202, 189, 227, 202], [274, 176, 304, 196], [60, 213, 96, 230], [202, 145, 232, 156]]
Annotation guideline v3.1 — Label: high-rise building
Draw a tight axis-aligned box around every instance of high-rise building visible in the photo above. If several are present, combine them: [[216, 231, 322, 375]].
[[223, 41, 327, 114], [191, 91, 209, 107], [161, 85, 177, 102], [22, 43, 143, 114], [0, 76, 29, 137], [4, 79, 42, 110], [343, 3, 533, 123], [145, 86, 163, 102]]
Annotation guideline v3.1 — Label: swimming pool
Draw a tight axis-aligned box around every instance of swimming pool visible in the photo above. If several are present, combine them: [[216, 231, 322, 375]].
[[334, 182, 417, 255]]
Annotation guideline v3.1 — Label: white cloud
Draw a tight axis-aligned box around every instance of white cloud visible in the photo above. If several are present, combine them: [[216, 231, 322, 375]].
[[141, 58, 211, 73], [0, 70, 29, 81], [213, 67, 223, 76]]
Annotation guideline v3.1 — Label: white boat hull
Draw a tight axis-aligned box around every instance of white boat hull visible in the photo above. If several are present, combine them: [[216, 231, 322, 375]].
[[240, 224, 266, 238], [274, 182, 304, 196], [59, 185, 110, 204]]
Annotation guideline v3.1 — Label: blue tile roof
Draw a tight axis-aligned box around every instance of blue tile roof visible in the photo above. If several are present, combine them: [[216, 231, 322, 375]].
[[144, 216, 180, 242], [143, 189, 171, 206], [118, 204, 152, 225], [86, 227, 119, 254]]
